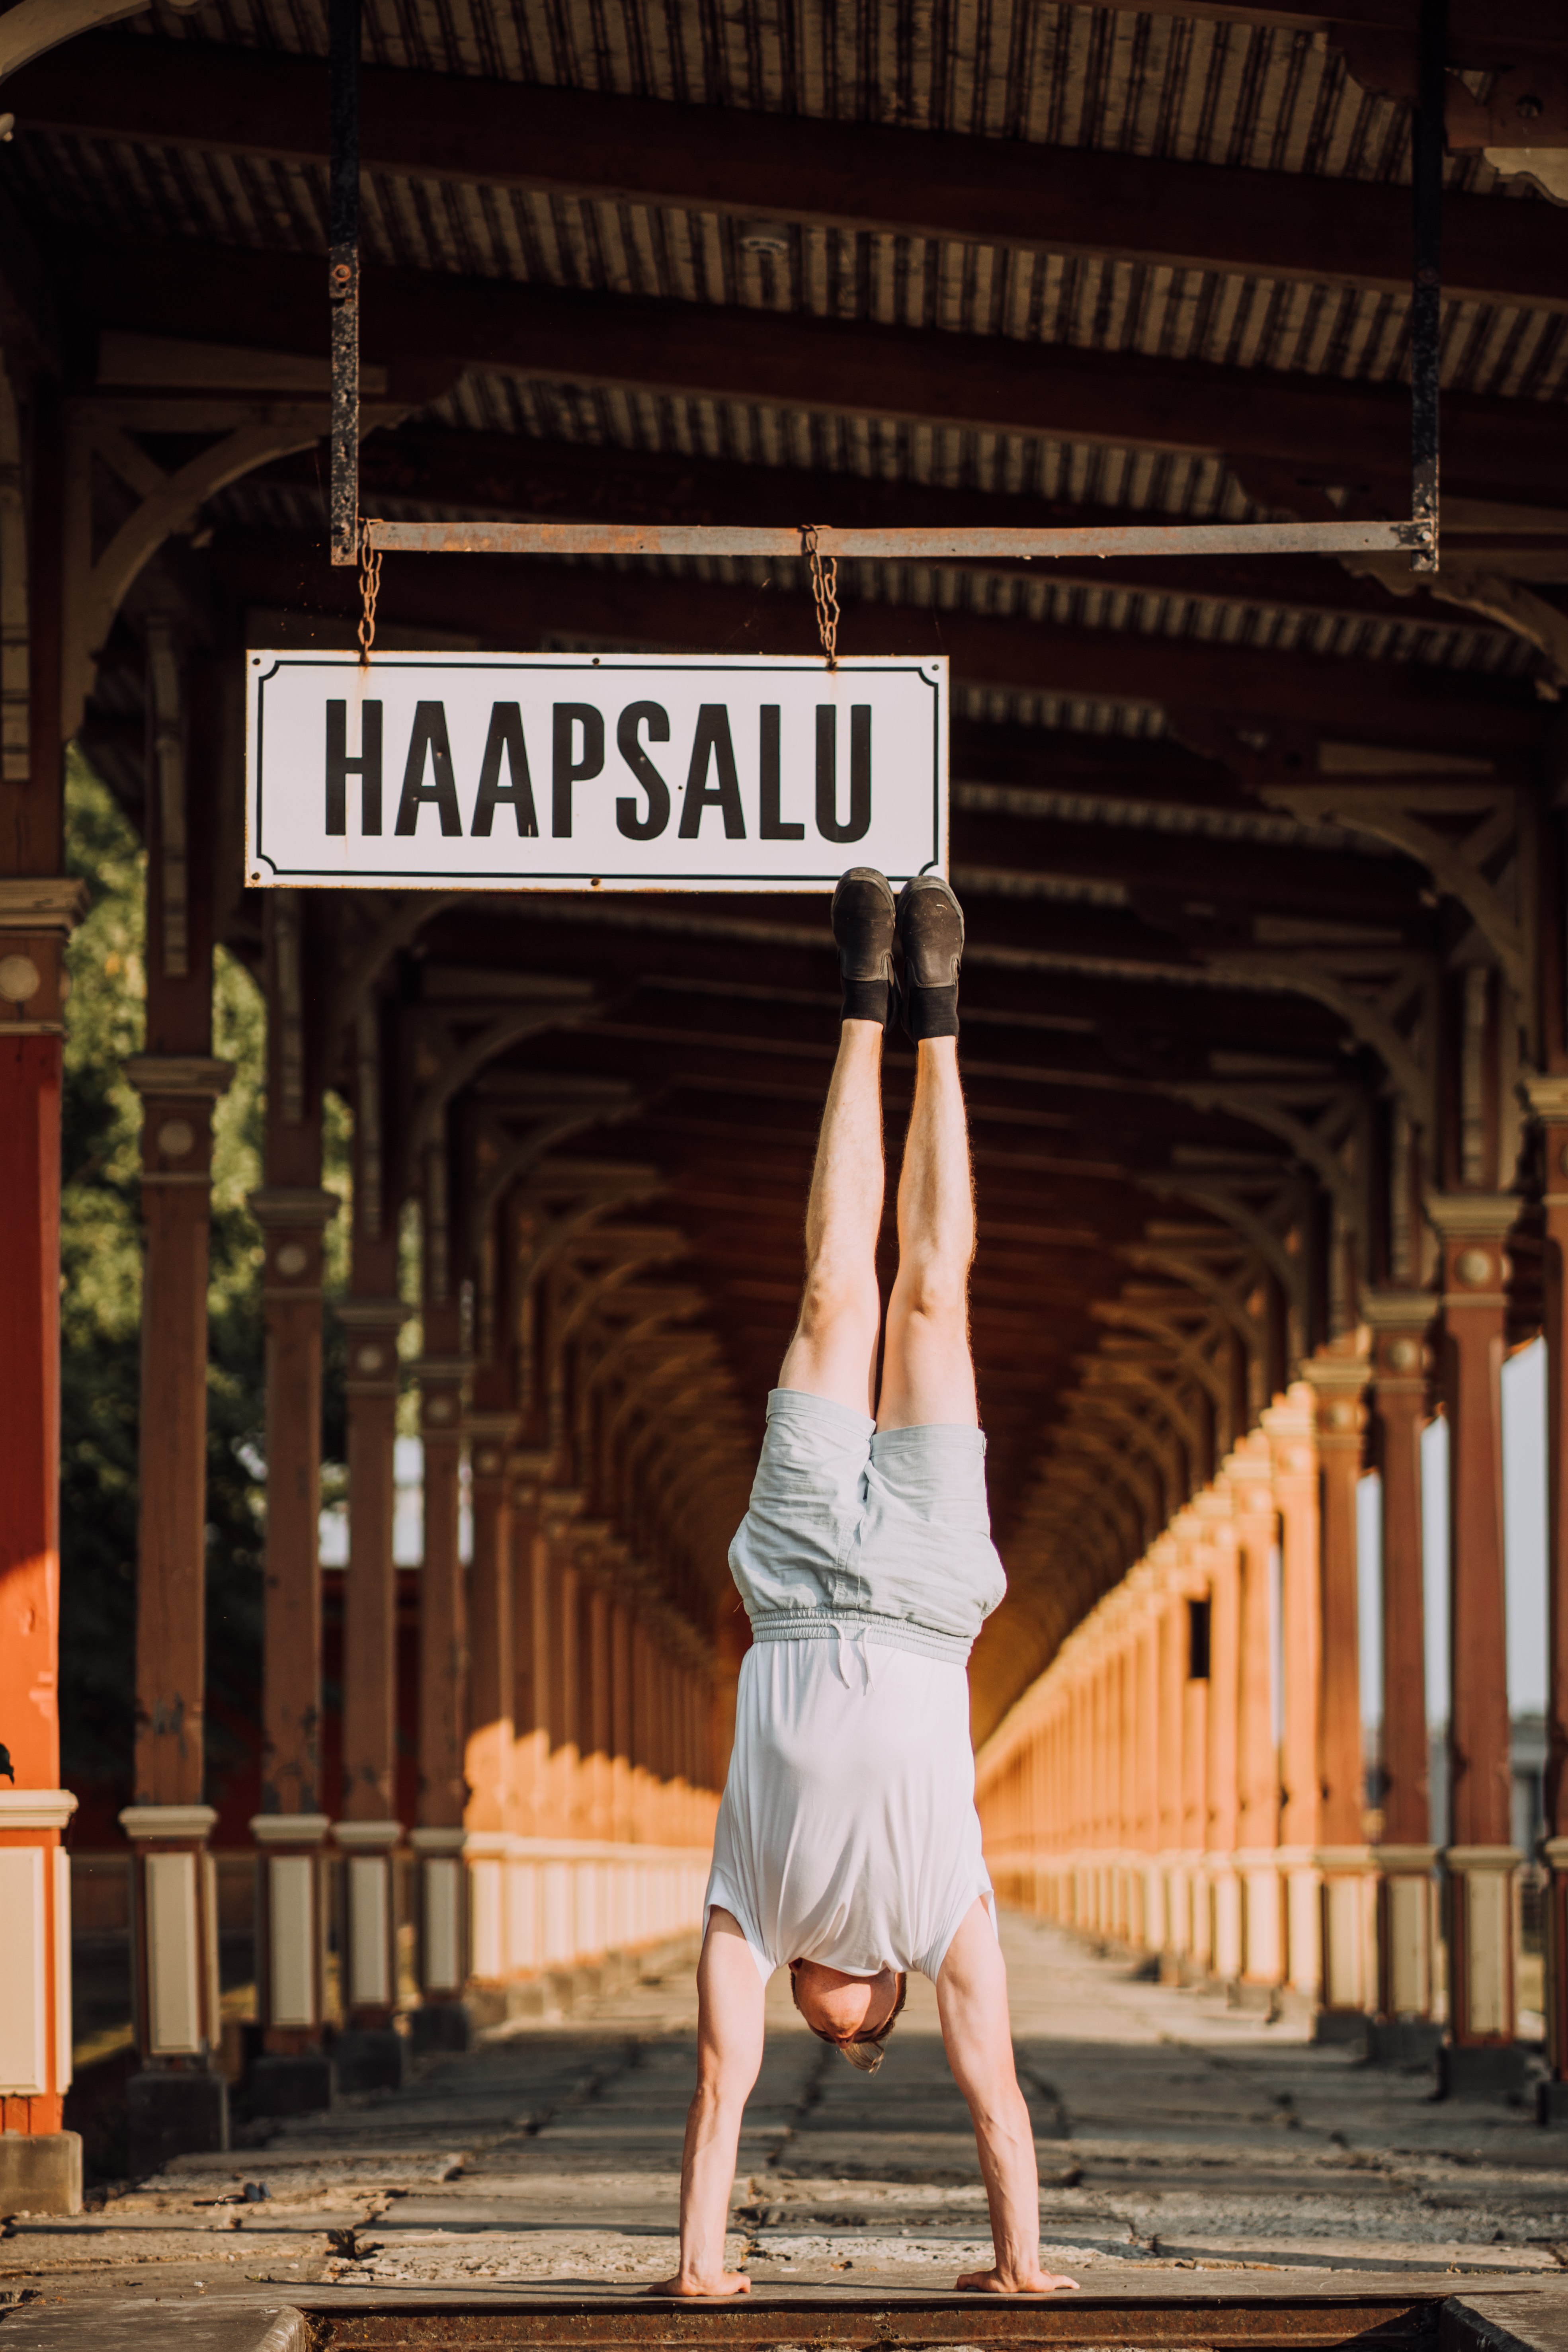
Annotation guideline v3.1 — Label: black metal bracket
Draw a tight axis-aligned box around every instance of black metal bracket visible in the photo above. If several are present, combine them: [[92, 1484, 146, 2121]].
[[328, 0, 360, 567]]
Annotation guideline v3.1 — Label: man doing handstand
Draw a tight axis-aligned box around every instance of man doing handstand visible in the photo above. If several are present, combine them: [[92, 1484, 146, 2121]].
[[661, 868, 1078, 2299]]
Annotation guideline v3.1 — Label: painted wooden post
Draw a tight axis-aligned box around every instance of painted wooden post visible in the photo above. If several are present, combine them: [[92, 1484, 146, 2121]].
[[248, 894, 337, 2117], [1229, 1434, 1283, 1997], [120, 635, 231, 2166], [1529, 1078, 1568, 2121], [1428, 1194, 1523, 2097], [0, 390, 84, 2215], [1303, 1349, 1376, 2035], [1265, 1386, 1323, 2002], [1364, 1292, 1441, 2066]]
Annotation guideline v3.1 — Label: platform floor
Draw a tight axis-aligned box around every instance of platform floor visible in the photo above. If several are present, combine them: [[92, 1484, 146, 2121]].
[[7, 1915, 1568, 2345]]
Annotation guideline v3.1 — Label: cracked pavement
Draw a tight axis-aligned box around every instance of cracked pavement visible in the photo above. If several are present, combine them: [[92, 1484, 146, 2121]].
[[5, 1914, 1568, 2340]]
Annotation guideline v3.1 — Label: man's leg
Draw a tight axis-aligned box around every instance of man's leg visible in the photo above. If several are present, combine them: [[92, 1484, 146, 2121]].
[[776, 1019, 885, 1416], [776, 869, 897, 1416], [877, 1034, 977, 1429], [877, 872, 976, 1430]]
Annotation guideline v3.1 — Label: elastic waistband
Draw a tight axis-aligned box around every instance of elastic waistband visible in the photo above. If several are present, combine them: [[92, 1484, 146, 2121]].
[[747, 1611, 972, 1666]]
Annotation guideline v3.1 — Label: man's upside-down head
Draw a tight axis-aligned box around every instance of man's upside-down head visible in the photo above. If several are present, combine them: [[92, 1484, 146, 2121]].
[[789, 1957, 908, 2073]]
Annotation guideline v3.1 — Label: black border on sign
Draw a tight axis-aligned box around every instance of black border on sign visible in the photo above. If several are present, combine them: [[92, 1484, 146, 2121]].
[[247, 652, 946, 889]]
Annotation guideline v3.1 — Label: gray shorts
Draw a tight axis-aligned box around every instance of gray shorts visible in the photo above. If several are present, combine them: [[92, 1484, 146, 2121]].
[[726, 1388, 1007, 1662]]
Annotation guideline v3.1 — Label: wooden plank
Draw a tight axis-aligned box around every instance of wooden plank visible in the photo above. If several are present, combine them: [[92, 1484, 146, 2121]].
[[15, 35, 1564, 314]]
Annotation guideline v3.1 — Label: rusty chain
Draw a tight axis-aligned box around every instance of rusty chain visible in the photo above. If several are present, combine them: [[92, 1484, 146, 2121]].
[[357, 516, 383, 666], [800, 524, 839, 668]]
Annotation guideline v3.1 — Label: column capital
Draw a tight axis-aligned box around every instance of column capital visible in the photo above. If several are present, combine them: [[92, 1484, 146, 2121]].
[[247, 1186, 340, 1231], [124, 1055, 234, 1101], [0, 876, 90, 934], [338, 1296, 410, 1331], [1424, 1189, 1518, 1240], [119, 1804, 215, 1842], [249, 1812, 332, 1847], [342, 1297, 408, 1394], [414, 1354, 469, 1436], [0, 1789, 77, 1832], [467, 1413, 518, 1478], [409, 1826, 466, 1856], [333, 1819, 403, 1853], [1522, 1073, 1568, 1122], [1363, 1291, 1437, 1388]]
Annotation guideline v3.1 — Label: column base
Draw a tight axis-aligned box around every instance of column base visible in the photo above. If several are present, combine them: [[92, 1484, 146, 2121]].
[[410, 2000, 471, 2055], [332, 2027, 408, 2094], [1367, 2016, 1443, 2067], [127, 2070, 229, 2175], [1436, 2041, 1529, 2101], [1313, 2007, 1371, 2048], [0, 2131, 82, 2216], [246, 2050, 334, 2117], [1537, 2078, 1568, 2126]]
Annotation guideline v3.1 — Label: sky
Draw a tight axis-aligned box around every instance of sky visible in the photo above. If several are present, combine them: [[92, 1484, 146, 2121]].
[[1357, 1335, 1550, 1729]]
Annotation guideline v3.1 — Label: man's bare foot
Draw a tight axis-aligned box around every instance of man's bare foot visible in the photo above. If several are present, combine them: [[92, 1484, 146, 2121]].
[[647, 2271, 752, 2299], [957, 2267, 1080, 2294]]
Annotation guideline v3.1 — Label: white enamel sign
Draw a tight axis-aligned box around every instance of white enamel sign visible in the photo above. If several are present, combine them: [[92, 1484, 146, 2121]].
[[246, 651, 947, 890]]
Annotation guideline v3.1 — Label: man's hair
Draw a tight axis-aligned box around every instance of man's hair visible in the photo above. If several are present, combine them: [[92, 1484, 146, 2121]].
[[791, 1967, 907, 2073]]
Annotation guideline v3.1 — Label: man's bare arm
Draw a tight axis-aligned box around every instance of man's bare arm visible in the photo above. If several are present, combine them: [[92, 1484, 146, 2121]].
[[652, 1909, 765, 2298], [936, 1899, 1079, 2295]]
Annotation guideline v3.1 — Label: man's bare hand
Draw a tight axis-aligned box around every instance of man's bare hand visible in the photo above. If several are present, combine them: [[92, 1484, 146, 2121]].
[[647, 2270, 752, 2299], [957, 2266, 1080, 2295]]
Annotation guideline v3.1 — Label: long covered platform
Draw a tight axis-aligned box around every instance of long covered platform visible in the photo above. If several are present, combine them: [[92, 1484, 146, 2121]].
[[4, 0, 1568, 2280]]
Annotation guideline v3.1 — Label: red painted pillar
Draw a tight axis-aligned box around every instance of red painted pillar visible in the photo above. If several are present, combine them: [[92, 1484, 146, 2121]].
[[1531, 1080, 1568, 2116], [0, 392, 82, 2213], [1428, 1195, 1520, 2096], [247, 893, 337, 2113], [1365, 1293, 1439, 2060], [120, 636, 230, 2165]]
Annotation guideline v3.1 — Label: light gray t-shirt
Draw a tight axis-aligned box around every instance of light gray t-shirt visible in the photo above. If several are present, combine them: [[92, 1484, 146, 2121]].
[[704, 1631, 996, 1983]]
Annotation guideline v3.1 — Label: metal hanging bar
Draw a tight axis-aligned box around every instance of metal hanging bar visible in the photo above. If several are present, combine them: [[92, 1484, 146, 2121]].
[[365, 517, 1435, 561], [1410, 0, 1447, 577], [328, 0, 360, 567], [330, 0, 1441, 577]]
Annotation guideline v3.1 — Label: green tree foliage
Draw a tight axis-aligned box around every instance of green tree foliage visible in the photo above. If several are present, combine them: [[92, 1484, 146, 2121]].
[[60, 754, 273, 1803]]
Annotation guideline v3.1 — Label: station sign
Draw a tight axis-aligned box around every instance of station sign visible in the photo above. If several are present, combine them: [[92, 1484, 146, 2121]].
[[246, 651, 947, 891]]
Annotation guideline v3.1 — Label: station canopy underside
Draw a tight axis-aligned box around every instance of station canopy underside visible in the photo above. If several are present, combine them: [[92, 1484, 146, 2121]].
[[10, 0, 1566, 1741]]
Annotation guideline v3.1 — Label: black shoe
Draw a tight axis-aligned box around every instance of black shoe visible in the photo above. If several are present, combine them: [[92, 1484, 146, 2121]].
[[896, 871, 963, 1041], [831, 867, 898, 1029]]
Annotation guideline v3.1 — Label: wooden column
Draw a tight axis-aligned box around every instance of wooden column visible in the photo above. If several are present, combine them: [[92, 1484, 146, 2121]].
[[334, 979, 405, 2084], [247, 896, 336, 2112], [410, 1330, 468, 2042], [611, 1598, 635, 1844], [1303, 1350, 1375, 2029], [119, 635, 230, 2164], [512, 1492, 550, 1838], [1136, 1601, 1162, 1952], [462, 1412, 516, 1995], [1156, 1565, 1187, 1973], [585, 1571, 614, 1845], [1428, 1194, 1521, 2094], [1265, 1386, 1322, 1998], [1365, 1292, 1440, 2060], [1230, 1435, 1283, 1993], [1529, 1079, 1568, 2115], [465, 1414, 517, 1840], [0, 383, 81, 2209], [1201, 1492, 1242, 1983]]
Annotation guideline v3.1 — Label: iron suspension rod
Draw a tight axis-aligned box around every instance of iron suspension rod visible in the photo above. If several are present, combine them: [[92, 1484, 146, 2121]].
[[328, 0, 361, 566], [1410, 0, 1447, 576]]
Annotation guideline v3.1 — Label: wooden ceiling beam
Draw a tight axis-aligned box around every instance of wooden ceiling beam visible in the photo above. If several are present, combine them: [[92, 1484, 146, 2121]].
[[216, 530, 1541, 756], [72, 237, 1568, 512], [18, 35, 1561, 315]]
